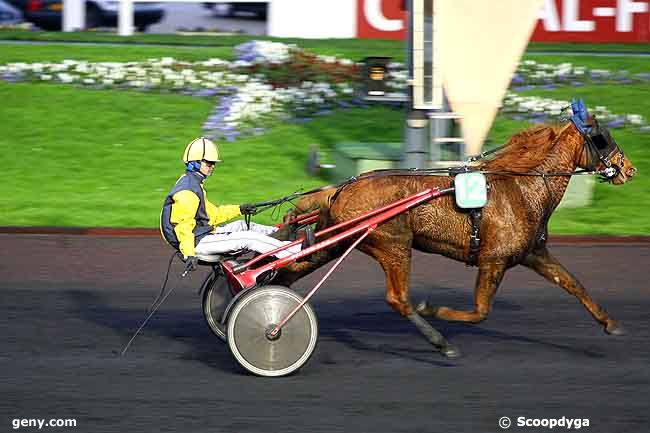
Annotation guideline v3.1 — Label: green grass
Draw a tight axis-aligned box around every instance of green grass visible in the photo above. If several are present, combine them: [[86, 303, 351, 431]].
[[527, 41, 650, 53], [0, 43, 234, 62], [2, 29, 647, 61], [0, 82, 213, 226], [0, 30, 406, 61], [0, 81, 403, 227], [0, 40, 648, 234]]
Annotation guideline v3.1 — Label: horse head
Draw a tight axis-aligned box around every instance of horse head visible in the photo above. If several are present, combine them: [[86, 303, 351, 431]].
[[571, 97, 636, 185]]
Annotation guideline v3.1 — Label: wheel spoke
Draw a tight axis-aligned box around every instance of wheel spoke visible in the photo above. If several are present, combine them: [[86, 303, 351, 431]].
[[227, 286, 319, 377]]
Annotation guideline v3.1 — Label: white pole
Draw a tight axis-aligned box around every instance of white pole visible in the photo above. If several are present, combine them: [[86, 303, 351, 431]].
[[62, 0, 85, 32], [118, 0, 135, 36]]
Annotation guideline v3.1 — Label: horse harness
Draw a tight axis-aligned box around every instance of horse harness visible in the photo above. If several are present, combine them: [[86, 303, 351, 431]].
[[270, 113, 622, 268], [325, 168, 487, 267], [467, 208, 482, 266], [571, 98, 625, 182], [581, 119, 625, 181]]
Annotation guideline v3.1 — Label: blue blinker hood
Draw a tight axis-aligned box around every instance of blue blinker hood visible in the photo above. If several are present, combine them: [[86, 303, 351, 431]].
[[570, 97, 592, 134]]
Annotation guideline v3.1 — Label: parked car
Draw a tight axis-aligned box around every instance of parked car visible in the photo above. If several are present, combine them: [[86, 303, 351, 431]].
[[6, 0, 164, 31], [0, 0, 23, 25], [203, 2, 266, 19]]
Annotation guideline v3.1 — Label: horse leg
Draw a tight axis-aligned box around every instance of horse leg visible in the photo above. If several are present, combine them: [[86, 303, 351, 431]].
[[417, 262, 506, 323], [521, 246, 623, 335], [370, 245, 460, 358]]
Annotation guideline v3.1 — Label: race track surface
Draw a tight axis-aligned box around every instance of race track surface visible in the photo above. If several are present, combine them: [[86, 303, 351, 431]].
[[1, 234, 649, 433]]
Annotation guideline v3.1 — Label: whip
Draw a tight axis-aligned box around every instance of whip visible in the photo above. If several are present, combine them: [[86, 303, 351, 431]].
[[119, 251, 192, 356]]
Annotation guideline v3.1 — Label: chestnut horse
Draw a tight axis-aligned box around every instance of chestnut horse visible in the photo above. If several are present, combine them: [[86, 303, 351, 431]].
[[276, 117, 636, 358]]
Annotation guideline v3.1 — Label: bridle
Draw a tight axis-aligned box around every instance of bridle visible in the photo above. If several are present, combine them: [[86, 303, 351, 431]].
[[574, 117, 625, 182]]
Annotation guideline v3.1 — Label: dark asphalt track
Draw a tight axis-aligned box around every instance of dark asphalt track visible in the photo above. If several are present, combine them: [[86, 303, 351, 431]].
[[1, 234, 649, 433]]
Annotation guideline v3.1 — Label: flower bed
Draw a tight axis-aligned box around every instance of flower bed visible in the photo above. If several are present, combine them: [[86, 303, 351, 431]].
[[502, 92, 646, 129], [1, 40, 648, 139]]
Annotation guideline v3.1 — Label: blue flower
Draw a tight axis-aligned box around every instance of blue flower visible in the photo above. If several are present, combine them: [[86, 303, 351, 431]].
[[606, 118, 626, 129], [511, 73, 525, 84]]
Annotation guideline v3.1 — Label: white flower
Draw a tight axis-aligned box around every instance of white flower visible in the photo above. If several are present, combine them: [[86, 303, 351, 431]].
[[318, 55, 336, 64], [592, 69, 611, 76], [57, 73, 75, 83], [232, 60, 253, 68], [627, 114, 644, 125], [235, 40, 291, 64]]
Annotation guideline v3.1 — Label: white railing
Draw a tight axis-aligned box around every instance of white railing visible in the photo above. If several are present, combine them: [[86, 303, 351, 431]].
[[62, 0, 84, 32]]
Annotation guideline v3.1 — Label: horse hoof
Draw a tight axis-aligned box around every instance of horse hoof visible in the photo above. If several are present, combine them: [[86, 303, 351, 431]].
[[441, 344, 461, 359], [416, 300, 438, 317], [605, 320, 625, 336]]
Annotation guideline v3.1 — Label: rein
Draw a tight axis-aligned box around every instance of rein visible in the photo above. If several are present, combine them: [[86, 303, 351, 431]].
[[247, 161, 606, 218], [246, 182, 348, 216], [248, 122, 617, 217]]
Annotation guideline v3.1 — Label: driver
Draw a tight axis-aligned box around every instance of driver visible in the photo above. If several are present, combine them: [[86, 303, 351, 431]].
[[160, 137, 312, 271]]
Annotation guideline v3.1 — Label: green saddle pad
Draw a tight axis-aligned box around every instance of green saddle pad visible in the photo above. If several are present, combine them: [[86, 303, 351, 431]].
[[454, 172, 488, 209]]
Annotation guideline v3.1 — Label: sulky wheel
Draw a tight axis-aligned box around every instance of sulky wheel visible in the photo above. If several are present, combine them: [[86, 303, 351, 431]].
[[202, 272, 234, 342], [226, 285, 318, 377]]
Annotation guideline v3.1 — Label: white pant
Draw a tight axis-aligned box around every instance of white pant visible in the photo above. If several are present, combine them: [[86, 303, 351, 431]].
[[195, 220, 300, 260]]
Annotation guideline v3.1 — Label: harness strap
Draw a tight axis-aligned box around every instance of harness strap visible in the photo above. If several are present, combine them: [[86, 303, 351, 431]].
[[467, 209, 482, 267]]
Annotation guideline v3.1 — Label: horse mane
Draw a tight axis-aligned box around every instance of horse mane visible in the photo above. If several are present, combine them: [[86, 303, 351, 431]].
[[479, 123, 568, 173]]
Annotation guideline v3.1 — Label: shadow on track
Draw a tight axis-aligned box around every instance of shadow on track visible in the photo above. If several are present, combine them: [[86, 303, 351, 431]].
[[63, 283, 605, 375], [315, 285, 606, 360], [65, 289, 243, 374]]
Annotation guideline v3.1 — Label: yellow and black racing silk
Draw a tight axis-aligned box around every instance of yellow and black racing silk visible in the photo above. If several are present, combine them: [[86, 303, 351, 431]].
[[160, 172, 241, 258]]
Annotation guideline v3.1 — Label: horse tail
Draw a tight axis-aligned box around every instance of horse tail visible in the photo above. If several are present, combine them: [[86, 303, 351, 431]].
[[276, 186, 345, 286]]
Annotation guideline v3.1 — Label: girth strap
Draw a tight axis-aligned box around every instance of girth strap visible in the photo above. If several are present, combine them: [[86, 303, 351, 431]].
[[467, 209, 482, 266]]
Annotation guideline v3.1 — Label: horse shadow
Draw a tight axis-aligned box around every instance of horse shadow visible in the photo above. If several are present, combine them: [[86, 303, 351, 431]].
[[312, 287, 606, 361], [66, 283, 604, 374]]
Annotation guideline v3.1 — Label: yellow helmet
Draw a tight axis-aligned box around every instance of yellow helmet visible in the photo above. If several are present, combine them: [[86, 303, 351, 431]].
[[182, 137, 221, 164]]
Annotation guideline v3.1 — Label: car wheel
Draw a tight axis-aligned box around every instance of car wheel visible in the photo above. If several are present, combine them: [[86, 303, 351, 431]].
[[85, 4, 101, 29]]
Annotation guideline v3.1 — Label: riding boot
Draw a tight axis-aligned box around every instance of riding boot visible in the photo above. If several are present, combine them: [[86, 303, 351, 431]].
[[300, 225, 316, 249], [296, 226, 316, 263]]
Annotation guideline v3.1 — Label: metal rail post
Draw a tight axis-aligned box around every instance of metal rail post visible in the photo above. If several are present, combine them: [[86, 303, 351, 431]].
[[401, 0, 429, 169]]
